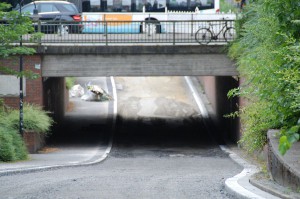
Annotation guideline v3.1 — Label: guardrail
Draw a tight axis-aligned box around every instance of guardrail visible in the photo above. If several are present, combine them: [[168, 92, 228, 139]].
[[22, 20, 235, 45]]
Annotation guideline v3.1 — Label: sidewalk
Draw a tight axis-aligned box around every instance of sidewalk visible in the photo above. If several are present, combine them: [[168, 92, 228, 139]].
[[0, 143, 109, 176], [0, 77, 115, 176]]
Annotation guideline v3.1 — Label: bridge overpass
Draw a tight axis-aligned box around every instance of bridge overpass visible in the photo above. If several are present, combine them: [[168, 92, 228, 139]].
[[1, 20, 240, 142], [35, 43, 239, 142], [37, 45, 237, 77]]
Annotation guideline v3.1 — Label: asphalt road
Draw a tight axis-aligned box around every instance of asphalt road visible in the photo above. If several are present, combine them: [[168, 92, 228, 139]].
[[0, 76, 242, 199]]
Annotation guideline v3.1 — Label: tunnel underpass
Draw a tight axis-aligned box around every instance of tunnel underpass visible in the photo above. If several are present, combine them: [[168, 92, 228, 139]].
[[45, 77, 113, 148], [43, 76, 239, 151]]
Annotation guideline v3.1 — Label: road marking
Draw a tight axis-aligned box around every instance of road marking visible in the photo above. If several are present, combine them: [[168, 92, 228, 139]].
[[184, 76, 208, 118]]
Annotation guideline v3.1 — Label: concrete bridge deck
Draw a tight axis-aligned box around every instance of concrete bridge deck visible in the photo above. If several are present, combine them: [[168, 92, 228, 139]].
[[35, 45, 237, 77]]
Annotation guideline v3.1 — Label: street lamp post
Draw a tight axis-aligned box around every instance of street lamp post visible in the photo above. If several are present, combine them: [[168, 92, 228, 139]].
[[18, 1, 39, 136], [19, 0, 24, 136]]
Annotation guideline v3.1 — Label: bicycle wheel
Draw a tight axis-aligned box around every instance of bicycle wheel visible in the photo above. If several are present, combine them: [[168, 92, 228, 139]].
[[195, 28, 212, 44], [224, 27, 236, 42]]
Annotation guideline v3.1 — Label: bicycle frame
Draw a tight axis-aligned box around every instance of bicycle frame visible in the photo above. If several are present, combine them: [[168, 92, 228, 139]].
[[194, 19, 235, 44], [206, 21, 228, 40]]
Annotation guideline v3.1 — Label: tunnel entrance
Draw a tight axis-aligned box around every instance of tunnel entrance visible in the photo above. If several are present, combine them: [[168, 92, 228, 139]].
[[44, 77, 113, 147], [43, 76, 239, 149]]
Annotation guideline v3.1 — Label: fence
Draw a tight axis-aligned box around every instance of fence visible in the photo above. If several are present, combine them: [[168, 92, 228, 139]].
[[22, 20, 235, 45]]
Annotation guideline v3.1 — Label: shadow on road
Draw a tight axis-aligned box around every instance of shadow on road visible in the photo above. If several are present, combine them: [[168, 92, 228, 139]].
[[111, 116, 226, 158], [46, 114, 111, 147]]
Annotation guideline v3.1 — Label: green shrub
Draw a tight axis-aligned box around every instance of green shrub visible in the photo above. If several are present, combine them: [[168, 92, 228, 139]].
[[220, 0, 238, 13], [0, 126, 28, 162], [0, 128, 15, 161], [0, 98, 4, 113], [0, 103, 53, 134], [66, 77, 75, 90], [0, 103, 53, 162], [228, 0, 300, 155]]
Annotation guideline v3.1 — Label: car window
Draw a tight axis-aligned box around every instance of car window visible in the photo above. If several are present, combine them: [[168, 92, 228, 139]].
[[59, 4, 78, 12], [40, 4, 59, 12], [22, 4, 35, 14]]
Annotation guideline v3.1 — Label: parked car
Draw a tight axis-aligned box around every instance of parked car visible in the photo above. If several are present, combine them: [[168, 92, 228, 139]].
[[20, 1, 82, 33]]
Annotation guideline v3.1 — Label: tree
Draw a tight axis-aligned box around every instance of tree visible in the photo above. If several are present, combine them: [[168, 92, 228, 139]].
[[0, 2, 41, 78], [1, 0, 32, 10]]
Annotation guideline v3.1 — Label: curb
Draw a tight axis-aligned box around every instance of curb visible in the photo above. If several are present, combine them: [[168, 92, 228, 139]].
[[184, 76, 280, 199], [220, 145, 280, 199], [0, 76, 117, 177]]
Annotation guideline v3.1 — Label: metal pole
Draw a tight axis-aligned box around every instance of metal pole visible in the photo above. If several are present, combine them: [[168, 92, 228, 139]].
[[191, 14, 193, 37], [105, 21, 108, 46], [19, 0, 24, 136], [38, 20, 41, 45], [147, 15, 150, 37], [173, 21, 175, 45]]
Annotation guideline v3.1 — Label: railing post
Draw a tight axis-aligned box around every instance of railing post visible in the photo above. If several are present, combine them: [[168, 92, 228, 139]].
[[147, 17, 151, 37], [105, 21, 108, 46], [37, 20, 41, 45], [173, 21, 175, 45], [191, 14, 193, 37], [58, 22, 63, 36]]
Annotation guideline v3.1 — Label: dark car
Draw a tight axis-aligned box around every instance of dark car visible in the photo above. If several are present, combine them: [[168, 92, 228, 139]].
[[21, 1, 82, 33]]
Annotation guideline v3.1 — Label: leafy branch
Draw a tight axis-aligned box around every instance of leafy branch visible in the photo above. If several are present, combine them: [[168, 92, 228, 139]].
[[0, 2, 42, 79]]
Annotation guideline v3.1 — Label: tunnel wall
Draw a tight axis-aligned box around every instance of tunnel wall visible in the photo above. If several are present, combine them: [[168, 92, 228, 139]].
[[198, 76, 240, 143], [43, 77, 67, 123]]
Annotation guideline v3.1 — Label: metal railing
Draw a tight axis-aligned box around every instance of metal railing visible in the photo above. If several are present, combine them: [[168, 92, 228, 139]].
[[22, 20, 235, 45]]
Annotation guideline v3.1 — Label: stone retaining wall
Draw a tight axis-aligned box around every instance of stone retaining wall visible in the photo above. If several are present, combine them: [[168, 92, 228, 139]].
[[268, 130, 300, 191]]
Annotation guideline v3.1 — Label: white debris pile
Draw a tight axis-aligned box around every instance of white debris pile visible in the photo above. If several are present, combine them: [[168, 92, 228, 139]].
[[88, 85, 104, 95], [81, 84, 113, 101], [69, 84, 84, 97]]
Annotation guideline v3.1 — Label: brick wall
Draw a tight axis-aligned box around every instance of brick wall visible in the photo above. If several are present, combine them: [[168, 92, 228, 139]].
[[1, 55, 43, 108]]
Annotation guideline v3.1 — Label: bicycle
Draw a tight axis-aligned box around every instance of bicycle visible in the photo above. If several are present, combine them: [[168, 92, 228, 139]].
[[195, 20, 235, 44]]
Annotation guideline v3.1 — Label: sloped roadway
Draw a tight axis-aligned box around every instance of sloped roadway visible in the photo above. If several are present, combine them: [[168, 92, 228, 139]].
[[0, 77, 242, 199]]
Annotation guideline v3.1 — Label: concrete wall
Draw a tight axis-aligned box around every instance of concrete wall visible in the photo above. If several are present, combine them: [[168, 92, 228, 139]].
[[38, 45, 238, 77], [42, 54, 237, 77], [268, 130, 300, 192], [198, 76, 240, 143]]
